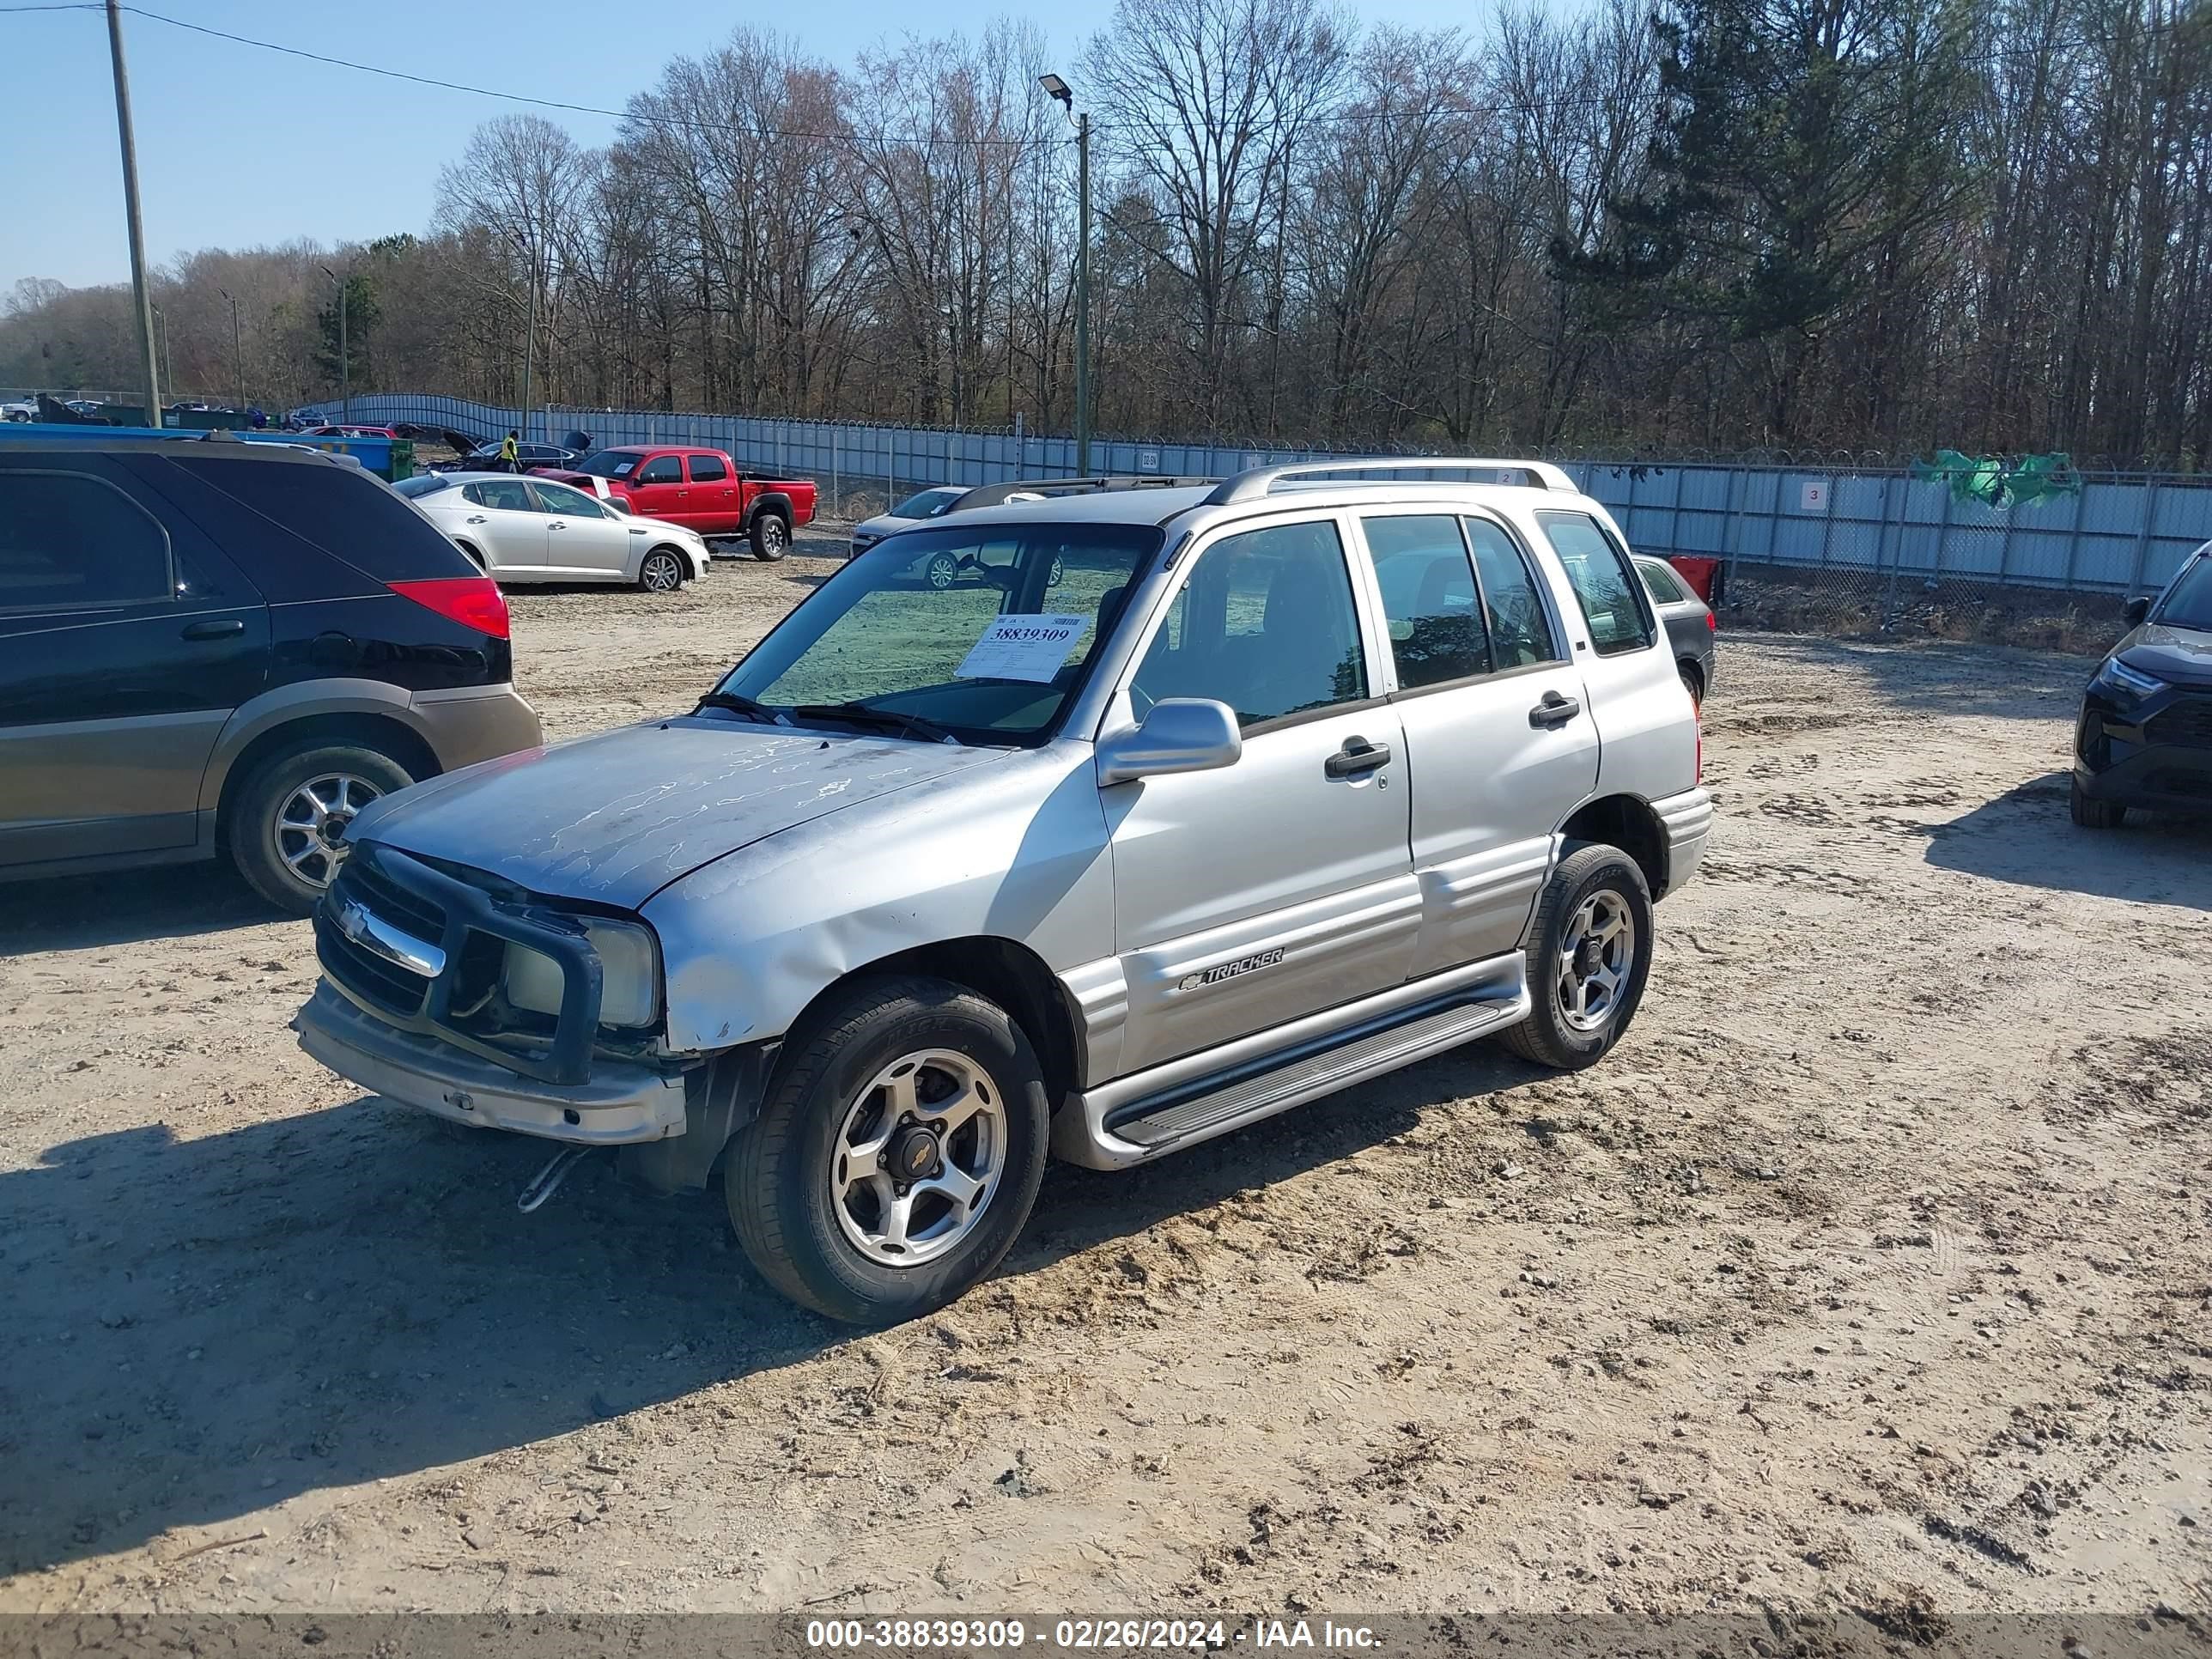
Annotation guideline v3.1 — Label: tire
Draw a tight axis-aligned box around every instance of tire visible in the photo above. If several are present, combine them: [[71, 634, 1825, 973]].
[[750, 511, 791, 562], [227, 740, 416, 915], [1678, 660, 1704, 709], [924, 551, 959, 591], [638, 548, 686, 593], [2070, 777, 2126, 829], [726, 975, 1050, 1325], [1502, 842, 1655, 1072]]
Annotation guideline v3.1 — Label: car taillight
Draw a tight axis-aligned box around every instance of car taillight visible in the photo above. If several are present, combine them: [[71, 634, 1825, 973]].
[[388, 576, 510, 640], [1706, 610, 1717, 631]]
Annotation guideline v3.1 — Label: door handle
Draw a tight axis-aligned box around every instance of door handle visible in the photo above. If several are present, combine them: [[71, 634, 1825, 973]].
[[465, 514, 488, 524], [549, 520, 566, 530], [1529, 691, 1582, 728], [1324, 737, 1393, 779], [181, 618, 245, 641]]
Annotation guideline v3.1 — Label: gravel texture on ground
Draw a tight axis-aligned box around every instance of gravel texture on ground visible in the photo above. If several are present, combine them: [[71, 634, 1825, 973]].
[[3, 524, 2208, 1619]]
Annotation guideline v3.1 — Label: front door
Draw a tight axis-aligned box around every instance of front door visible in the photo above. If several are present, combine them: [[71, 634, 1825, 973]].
[[0, 458, 270, 868], [1102, 515, 1417, 1077], [1350, 511, 1601, 975], [529, 480, 630, 577], [626, 453, 688, 526]]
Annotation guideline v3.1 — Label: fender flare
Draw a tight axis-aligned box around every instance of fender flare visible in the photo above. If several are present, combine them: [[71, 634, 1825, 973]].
[[199, 679, 434, 813]]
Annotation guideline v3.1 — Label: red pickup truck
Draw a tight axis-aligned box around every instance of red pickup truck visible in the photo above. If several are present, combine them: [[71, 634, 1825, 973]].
[[532, 445, 816, 561]]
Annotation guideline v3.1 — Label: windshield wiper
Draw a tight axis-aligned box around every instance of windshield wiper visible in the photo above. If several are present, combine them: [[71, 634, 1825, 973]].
[[791, 702, 957, 744], [692, 690, 784, 725]]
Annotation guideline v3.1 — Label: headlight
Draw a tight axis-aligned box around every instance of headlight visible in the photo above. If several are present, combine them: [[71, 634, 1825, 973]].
[[503, 917, 660, 1029], [2094, 656, 2166, 699]]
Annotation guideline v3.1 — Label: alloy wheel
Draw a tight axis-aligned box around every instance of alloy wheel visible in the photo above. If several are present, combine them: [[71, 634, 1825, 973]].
[[829, 1049, 1007, 1267], [1556, 889, 1635, 1032], [273, 772, 381, 890]]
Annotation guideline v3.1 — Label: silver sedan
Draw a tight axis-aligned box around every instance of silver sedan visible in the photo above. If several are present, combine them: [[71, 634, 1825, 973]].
[[396, 471, 708, 592]]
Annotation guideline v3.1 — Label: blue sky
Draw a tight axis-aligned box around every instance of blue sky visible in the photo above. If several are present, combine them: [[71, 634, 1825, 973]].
[[0, 0, 1493, 293]]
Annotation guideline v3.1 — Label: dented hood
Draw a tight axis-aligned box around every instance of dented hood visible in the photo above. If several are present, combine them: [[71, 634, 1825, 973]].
[[347, 718, 1003, 908]]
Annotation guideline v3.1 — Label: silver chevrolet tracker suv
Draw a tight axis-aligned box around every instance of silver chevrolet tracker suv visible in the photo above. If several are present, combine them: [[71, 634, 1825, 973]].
[[295, 459, 1713, 1322]]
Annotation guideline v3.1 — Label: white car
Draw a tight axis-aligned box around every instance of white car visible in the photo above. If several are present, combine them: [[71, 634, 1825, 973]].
[[2, 398, 35, 422], [394, 471, 708, 592]]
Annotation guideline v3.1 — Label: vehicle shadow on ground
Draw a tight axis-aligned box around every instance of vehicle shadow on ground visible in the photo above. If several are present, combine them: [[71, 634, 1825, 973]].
[[0, 862, 279, 957], [1917, 771, 2212, 907], [0, 1044, 1528, 1577]]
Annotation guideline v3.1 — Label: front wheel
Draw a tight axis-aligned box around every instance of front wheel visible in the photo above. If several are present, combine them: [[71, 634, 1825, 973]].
[[750, 512, 791, 561], [638, 549, 686, 592], [2070, 776, 2126, 829], [1501, 842, 1654, 1071], [726, 976, 1049, 1324]]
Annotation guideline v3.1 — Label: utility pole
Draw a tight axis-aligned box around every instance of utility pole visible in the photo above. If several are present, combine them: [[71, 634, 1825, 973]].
[[521, 252, 538, 446], [152, 305, 172, 405], [219, 288, 244, 410], [1040, 74, 1092, 477], [105, 0, 161, 428]]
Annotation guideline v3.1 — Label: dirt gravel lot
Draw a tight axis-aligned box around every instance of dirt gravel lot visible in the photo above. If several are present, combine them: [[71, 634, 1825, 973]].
[[3, 525, 2209, 1624]]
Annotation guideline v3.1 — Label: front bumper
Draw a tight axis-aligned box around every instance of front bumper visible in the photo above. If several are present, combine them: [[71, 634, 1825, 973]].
[[2075, 689, 2212, 811], [296, 983, 686, 1142]]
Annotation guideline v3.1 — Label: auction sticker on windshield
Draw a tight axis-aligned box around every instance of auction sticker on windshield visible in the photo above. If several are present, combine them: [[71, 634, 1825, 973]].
[[956, 614, 1090, 683]]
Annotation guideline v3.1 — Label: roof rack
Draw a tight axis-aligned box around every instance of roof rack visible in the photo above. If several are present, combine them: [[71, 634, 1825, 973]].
[[949, 474, 1218, 512], [1202, 456, 1574, 506]]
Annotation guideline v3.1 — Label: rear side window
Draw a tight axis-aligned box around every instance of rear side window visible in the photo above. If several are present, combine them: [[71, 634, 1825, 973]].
[[636, 456, 683, 485], [1359, 514, 1489, 690], [688, 454, 727, 483], [1462, 519, 1561, 669], [1638, 559, 1689, 604], [1541, 512, 1655, 656], [165, 455, 471, 583], [0, 470, 173, 611]]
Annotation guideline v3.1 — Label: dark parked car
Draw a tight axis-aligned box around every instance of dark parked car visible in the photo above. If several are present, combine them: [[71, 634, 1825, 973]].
[[436, 440, 580, 473], [0, 436, 542, 913], [1636, 555, 1717, 708], [2072, 543, 2212, 827]]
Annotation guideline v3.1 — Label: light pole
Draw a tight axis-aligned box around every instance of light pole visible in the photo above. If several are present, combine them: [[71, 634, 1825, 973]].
[[219, 288, 244, 411], [1039, 72, 1091, 477], [319, 264, 349, 422], [151, 304, 173, 407], [104, 0, 161, 428]]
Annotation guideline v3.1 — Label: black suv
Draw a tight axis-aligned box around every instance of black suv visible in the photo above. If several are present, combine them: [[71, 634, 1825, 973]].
[[0, 437, 541, 912], [2074, 542, 2212, 828]]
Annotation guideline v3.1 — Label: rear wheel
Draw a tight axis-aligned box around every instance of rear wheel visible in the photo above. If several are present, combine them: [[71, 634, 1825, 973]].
[[638, 549, 686, 592], [1502, 842, 1654, 1071], [924, 551, 959, 590], [726, 975, 1049, 1324], [750, 512, 791, 562], [2070, 776, 2127, 829], [228, 740, 415, 915], [1678, 660, 1704, 710]]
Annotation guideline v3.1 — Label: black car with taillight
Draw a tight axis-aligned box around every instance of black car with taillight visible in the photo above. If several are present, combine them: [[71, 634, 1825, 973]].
[[2073, 541, 2212, 828], [0, 434, 541, 911]]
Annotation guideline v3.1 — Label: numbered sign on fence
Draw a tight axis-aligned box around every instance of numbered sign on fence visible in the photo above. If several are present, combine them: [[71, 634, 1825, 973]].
[[1801, 481, 1828, 511]]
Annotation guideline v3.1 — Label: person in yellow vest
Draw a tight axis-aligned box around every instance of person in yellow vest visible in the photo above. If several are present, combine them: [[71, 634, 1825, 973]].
[[499, 430, 520, 471]]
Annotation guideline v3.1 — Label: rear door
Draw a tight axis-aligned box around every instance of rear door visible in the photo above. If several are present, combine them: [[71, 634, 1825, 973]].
[[1350, 510, 1599, 975], [684, 453, 741, 533], [0, 457, 269, 867], [459, 477, 549, 576], [627, 453, 689, 526]]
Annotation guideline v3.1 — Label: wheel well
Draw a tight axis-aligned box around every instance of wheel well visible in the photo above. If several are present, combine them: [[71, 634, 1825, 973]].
[[453, 539, 485, 568], [216, 712, 441, 830], [750, 495, 793, 526], [1559, 793, 1667, 898], [803, 937, 1085, 1110], [1677, 656, 1705, 699]]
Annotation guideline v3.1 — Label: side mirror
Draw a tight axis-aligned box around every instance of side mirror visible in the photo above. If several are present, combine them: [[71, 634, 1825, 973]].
[[2122, 596, 2152, 629], [1096, 698, 1242, 786]]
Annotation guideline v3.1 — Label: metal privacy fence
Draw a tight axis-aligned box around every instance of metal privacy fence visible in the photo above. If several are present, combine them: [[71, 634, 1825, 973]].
[[316, 394, 2211, 613]]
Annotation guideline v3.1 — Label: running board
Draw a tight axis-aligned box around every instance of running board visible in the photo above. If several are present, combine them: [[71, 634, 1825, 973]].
[[1066, 983, 1528, 1169]]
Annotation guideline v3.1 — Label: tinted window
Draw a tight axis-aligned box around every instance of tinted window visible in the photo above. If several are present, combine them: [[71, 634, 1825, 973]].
[[0, 471, 172, 611], [636, 456, 684, 485], [1463, 518, 1561, 669], [1130, 520, 1367, 731], [688, 454, 728, 483], [1637, 558, 1689, 604], [532, 482, 606, 519], [1361, 514, 1489, 690], [892, 487, 963, 519], [464, 478, 535, 512], [1541, 512, 1655, 656], [168, 455, 471, 582]]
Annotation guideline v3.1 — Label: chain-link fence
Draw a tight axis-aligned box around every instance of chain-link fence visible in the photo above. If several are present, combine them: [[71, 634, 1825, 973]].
[[313, 393, 2208, 654]]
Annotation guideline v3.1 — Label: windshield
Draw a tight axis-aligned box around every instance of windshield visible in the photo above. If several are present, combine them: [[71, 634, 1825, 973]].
[[2155, 550, 2212, 630], [576, 450, 643, 478], [892, 487, 963, 520], [393, 474, 453, 499], [714, 521, 1163, 744]]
